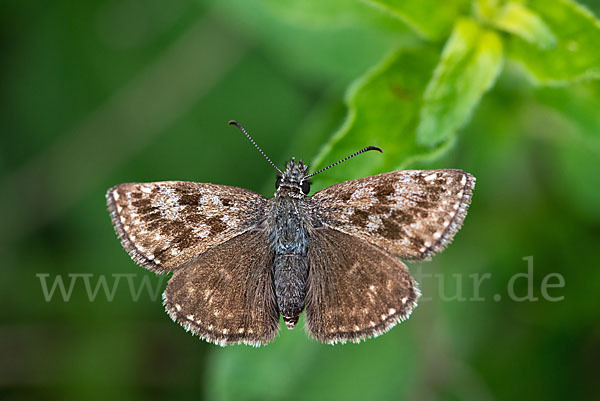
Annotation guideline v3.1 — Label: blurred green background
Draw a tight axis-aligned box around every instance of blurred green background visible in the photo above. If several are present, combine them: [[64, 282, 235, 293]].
[[2, 0, 600, 400]]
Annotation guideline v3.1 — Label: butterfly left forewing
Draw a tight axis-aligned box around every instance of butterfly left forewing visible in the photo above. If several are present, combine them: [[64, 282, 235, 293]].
[[310, 169, 475, 260], [305, 228, 419, 344], [107, 181, 267, 273]]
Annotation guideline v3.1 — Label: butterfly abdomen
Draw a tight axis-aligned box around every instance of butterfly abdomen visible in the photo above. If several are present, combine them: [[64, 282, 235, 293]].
[[273, 255, 308, 329], [269, 196, 310, 329]]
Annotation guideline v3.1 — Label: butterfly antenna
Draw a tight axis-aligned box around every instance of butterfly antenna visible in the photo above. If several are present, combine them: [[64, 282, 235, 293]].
[[305, 146, 383, 178], [228, 120, 283, 175]]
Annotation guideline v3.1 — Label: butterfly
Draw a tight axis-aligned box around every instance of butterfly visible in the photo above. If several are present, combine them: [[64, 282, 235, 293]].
[[106, 121, 475, 346]]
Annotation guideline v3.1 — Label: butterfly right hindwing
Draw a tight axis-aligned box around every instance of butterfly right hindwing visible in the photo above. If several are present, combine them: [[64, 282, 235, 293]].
[[304, 228, 419, 344]]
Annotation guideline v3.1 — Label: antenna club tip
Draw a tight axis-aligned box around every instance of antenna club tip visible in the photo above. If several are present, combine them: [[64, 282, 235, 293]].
[[228, 120, 239, 126], [368, 146, 383, 153]]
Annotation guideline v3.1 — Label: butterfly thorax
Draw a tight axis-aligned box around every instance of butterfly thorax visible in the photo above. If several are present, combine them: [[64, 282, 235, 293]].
[[269, 158, 312, 329], [270, 158, 311, 248]]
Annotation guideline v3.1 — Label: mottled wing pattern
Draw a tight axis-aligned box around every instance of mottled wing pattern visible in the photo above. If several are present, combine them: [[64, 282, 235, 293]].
[[305, 228, 419, 344], [163, 229, 279, 346], [106, 181, 267, 273], [310, 170, 475, 260]]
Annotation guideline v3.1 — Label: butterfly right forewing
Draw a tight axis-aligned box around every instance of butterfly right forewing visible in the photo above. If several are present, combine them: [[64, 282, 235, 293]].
[[310, 169, 475, 260]]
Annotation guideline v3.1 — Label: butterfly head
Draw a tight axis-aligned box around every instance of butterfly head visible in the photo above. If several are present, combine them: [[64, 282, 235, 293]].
[[275, 158, 311, 197], [228, 120, 383, 198]]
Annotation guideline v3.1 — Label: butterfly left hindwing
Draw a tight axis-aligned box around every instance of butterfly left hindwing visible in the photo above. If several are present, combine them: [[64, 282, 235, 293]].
[[163, 229, 279, 346]]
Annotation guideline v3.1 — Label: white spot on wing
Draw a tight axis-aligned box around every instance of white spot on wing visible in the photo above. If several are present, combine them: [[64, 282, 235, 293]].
[[112, 190, 120, 201], [424, 173, 437, 181], [366, 219, 381, 231], [350, 185, 375, 201]]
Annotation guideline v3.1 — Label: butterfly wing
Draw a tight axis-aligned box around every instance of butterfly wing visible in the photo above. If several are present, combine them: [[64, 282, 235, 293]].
[[310, 169, 475, 260], [163, 229, 279, 346], [107, 181, 267, 273], [304, 228, 419, 344]]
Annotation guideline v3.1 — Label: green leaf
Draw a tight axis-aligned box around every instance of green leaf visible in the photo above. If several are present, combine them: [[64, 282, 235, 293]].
[[258, 0, 404, 29], [208, 0, 414, 84], [477, 1, 556, 49], [507, 0, 600, 84], [416, 18, 504, 147], [309, 45, 450, 191], [206, 316, 419, 401], [472, 0, 499, 21], [363, 0, 471, 40]]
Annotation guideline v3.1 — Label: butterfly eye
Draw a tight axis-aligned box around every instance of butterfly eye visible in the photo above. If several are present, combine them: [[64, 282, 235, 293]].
[[301, 180, 311, 195], [275, 176, 283, 189]]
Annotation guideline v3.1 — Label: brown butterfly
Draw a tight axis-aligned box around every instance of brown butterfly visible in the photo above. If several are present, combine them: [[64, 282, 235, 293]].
[[106, 121, 475, 346]]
